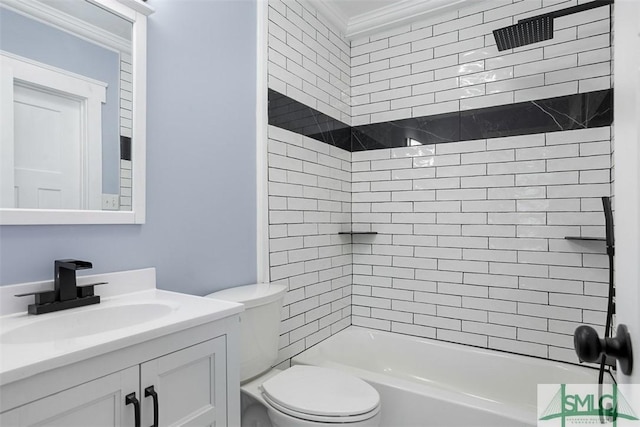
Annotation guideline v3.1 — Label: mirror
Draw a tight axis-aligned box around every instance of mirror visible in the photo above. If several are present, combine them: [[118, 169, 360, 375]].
[[0, 0, 152, 224]]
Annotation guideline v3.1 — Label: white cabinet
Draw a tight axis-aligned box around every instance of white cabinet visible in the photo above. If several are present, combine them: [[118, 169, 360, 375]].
[[0, 367, 138, 426], [140, 337, 227, 427], [0, 318, 240, 427]]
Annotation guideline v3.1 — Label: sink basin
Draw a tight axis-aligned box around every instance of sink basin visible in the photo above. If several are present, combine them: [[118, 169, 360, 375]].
[[1, 303, 174, 344]]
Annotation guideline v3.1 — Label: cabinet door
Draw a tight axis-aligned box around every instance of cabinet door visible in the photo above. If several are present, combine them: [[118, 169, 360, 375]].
[[140, 336, 227, 427], [0, 366, 138, 427]]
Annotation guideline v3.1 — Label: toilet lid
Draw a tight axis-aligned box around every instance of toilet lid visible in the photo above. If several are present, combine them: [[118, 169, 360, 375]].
[[205, 283, 287, 309], [261, 365, 380, 419]]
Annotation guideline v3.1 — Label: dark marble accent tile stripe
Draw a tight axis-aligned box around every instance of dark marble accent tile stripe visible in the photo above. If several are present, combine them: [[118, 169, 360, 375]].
[[353, 90, 612, 151], [268, 89, 351, 151], [352, 112, 460, 151], [120, 136, 131, 161], [459, 90, 612, 141], [268, 88, 612, 152]]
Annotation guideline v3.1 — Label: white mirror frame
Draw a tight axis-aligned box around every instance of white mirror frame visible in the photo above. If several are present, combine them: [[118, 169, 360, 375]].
[[0, 0, 153, 225]]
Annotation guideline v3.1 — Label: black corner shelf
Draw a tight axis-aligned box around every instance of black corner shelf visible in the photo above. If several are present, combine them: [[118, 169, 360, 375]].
[[564, 236, 606, 242], [338, 232, 378, 235]]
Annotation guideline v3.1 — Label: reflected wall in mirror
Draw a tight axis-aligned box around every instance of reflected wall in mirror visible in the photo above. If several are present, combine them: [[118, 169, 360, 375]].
[[0, 0, 150, 223]]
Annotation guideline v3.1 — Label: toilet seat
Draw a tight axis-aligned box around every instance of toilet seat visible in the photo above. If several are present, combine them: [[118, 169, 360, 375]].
[[260, 365, 380, 424], [262, 394, 379, 423]]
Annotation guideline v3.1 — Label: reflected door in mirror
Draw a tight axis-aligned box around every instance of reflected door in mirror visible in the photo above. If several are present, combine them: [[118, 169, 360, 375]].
[[0, 53, 106, 210], [13, 84, 82, 209]]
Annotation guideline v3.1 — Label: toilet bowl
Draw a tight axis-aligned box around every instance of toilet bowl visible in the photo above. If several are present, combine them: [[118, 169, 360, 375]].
[[206, 284, 381, 427], [242, 365, 381, 427]]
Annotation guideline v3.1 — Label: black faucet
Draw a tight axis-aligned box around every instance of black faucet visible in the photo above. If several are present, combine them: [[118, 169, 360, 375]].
[[55, 259, 92, 301], [16, 259, 107, 315]]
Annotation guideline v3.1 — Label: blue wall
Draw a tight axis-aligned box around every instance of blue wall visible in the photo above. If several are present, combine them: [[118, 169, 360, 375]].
[[0, 0, 258, 295], [0, 8, 121, 193]]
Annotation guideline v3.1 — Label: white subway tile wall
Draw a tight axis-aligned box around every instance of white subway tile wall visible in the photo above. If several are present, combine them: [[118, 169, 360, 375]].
[[268, 125, 352, 367], [120, 53, 133, 139], [268, 0, 351, 124], [351, 127, 611, 362], [120, 53, 133, 211], [350, 0, 611, 125], [120, 160, 132, 210], [266, 0, 612, 366]]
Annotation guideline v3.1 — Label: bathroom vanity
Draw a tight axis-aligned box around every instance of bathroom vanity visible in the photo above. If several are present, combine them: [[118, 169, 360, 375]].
[[0, 268, 243, 426]]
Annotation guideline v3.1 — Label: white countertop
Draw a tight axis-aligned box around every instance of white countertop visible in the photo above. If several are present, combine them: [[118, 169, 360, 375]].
[[0, 271, 243, 385]]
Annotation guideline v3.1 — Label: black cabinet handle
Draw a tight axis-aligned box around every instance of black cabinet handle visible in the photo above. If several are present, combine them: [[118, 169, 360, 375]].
[[145, 385, 159, 427], [125, 392, 140, 427]]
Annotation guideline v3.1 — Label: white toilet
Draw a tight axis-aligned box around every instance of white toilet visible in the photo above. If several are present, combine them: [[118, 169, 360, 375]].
[[207, 284, 381, 427]]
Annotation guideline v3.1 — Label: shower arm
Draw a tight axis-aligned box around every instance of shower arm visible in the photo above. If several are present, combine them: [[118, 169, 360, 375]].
[[518, 0, 613, 23]]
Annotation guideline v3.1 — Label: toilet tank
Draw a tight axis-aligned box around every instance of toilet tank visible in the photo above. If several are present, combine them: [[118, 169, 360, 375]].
[[206, 283, 287, 382]]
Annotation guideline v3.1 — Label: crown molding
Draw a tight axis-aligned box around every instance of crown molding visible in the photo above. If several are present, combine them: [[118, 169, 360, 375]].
[[110, 0, 154, 17], [0, 0, 132, 53], [310, 0, 349, 35], [346, 0, 470, 39], [309, 0, 487, 40]]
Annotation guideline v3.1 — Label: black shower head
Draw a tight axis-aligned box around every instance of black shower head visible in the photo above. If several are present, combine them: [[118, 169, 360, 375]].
[[493, 14, 554, 51], [492, 0, 613, 51]]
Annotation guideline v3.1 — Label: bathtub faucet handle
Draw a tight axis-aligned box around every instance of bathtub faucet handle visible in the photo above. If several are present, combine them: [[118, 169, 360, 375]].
[[573, 324, 633, 375]]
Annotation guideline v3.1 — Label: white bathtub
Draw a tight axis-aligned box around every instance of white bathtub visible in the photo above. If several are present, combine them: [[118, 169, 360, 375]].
[[292, 327, 600, 427]]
